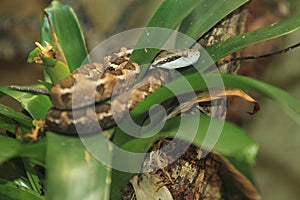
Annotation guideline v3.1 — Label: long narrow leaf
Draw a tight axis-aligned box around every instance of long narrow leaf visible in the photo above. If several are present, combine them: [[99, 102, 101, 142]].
[[131, 0, 204, 80], [206, 13, 300, 64], [0, 104, 32, 128], [121, 114, 258, 164], [0, 115, 17, 133], [41, 2, 110, 199], [0, 184, 43, 200], [41, 0, 89, 72], [221, 74, 300, 122], [131, 73, 300, 123]]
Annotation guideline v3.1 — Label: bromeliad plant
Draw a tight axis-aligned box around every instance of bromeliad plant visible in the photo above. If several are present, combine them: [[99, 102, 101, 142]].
[[0, 0, 300, 199]]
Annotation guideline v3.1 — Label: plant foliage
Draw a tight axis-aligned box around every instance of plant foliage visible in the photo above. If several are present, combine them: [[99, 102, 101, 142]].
[[0, 0, 300, 199]]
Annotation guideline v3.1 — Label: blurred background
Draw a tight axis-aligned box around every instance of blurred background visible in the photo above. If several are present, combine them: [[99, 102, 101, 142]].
[[0, 0, 299, 199]]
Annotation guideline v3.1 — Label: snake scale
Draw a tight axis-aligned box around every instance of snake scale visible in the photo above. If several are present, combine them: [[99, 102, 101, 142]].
[[45, 47, 200, 135]]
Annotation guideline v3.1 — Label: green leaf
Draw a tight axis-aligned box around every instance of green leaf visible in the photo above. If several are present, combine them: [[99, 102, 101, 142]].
[[131, 0, 249, 80], [178, 0, 249, 42], [0, 136, 45, 166], [131, 0, 205, 80], [44, 61, 71, 84], [27, 44, 71, 84], [40, 2, 111, 199], [0, 184, 44, 200], [121, 115, 258, 164], [0, 105, 32, 137], [41, 0, 89, 73], [0, 115, 17, 133], [0, 160, 28, 186], [131, 73, 300, 123], [110, 169, 134, 200], [45, 133, 111, 200], [0, 86, 51, 120], [0, 104, 32, 127], [206, 13, 300, 64], [220, 74, 300, 123], [0, 167, 43, 199], [20, 159, 43, 195], [147, 0, 204, 28], [27, 47, 40, 63]]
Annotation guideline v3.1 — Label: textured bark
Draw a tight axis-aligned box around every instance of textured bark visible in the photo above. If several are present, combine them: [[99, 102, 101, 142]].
[[123, 139, 223, 200], [199, 7, 248, 121]]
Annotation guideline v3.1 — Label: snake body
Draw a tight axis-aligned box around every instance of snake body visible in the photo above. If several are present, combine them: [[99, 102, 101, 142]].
[[45, 48, 199, 135]]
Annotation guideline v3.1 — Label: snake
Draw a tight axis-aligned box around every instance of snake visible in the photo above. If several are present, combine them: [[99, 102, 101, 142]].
[[45, 47, 200, 135]]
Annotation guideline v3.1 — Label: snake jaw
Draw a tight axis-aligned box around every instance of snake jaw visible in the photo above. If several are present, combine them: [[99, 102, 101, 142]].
[[150, 48, 200, 69]]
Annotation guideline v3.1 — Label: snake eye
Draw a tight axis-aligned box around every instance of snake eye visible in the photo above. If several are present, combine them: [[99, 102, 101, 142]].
[[107, 66, 115, 71]]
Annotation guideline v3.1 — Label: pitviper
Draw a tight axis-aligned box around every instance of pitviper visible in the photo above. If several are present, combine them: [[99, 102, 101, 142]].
[[45, 47, 200, 135]]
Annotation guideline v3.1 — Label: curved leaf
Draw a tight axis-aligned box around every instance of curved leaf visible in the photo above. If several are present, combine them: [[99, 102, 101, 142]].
[[221, 74, 300, 122], [0, 86, 51, 120], [131, 73, 300, 124], [41, 0, 89, 72]]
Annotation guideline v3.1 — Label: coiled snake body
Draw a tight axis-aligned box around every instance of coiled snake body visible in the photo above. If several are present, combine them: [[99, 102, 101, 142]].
[[45, 48, 200, 135]]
